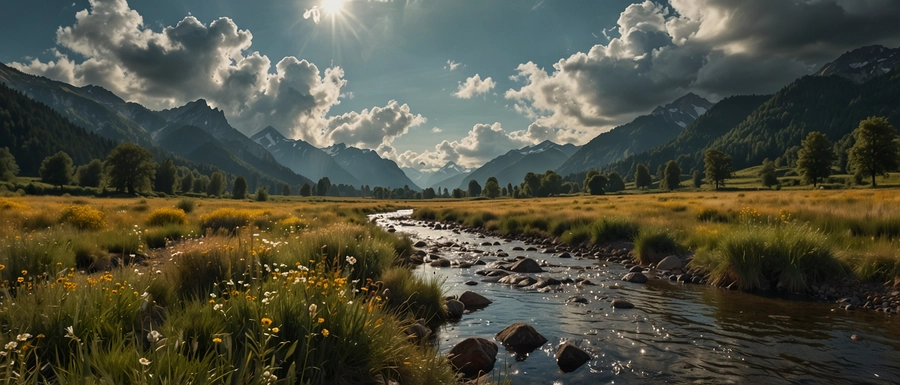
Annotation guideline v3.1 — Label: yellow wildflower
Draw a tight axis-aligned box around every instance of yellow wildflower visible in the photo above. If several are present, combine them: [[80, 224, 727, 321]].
[[317, 317, 324, 324], [213, 337, 223, 344], [272, 327, 280, 333], [261, 318, 273, 328], [321, 329, 329, 337]]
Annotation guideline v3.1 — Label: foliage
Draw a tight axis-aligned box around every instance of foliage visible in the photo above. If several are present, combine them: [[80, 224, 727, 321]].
[[155, 159, 179, 194], [848, 116, 900, 187], [704, 149, 732, 190], [39, 151, 74, 188], [662, 160, 681, 191], [232, 175, 248, 199], [105, 142, 156, 195], [75, 159, 104, 188], [175, 198, 196, 213], [146, 207, 188, 227], [586, 174, 607, 195], [316, 177, 331, 196], [634, 163, 652, 190], [606, 172, 625, 192], [691, 170, 703, 188], [797, 131, 834, 187], [299, 182, 312, 197], [59, 205, 107, 230], [583, 170, 599, 192], [467, 179, 482, 197], [759, 159, 779, 187], [590, 217, 640, 244], [633, 227, 681, 265], [483, 179, 501, 198], [691, 223, 844, 292], [0, 147, 18, 182], [199, 208, 260, 233], [207, 171, 226, 197], [255, 187, 270, 202], [282, 183, 291, 196]]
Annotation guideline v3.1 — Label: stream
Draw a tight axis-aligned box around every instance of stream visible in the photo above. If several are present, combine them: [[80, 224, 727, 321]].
[[371, 210, 900, 384]]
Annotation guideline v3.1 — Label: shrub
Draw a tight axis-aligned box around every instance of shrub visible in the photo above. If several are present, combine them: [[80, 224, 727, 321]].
[[145, 224, 192, 249], [380, 267, 447, 327], [255, 187, 269, 202], [59, 205, 106, 230], [274, 215, 307, 235], [633, 227, 680, 264], [697, 207, 729, 223], [147, 207, 188, 226], [590, 217, 640, 244], [199, 208, 257, 233], [176, 198, 196, 213]]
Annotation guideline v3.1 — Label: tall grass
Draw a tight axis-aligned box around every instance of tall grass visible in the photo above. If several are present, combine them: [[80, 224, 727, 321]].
[[633, 227, 681, 264], [690, 223, 844, 292]]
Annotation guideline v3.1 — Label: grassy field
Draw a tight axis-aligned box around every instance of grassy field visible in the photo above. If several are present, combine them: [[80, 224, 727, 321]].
[[410, 189, 900, 291], [0, 196, 458, 384]]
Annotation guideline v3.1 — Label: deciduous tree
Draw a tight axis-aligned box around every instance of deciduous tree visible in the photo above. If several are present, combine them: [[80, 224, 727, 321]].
[[76, 159, 104, 188], [155, 159, 179, 194], [848, 117, 899, 188], [635, 164, 652, 190], [207, 172, 226, 197], [704, 149, 732, 191], [662, 160, 681, 191], [105, 143, 156, 195], [796, 131, 834, 187], [0, 147, 18, 182], [233, 175, 248, 199], [40, 151, 74, 188]]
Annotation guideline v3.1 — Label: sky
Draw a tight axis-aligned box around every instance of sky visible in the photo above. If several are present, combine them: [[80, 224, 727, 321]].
[[3, 0, 900, 171]]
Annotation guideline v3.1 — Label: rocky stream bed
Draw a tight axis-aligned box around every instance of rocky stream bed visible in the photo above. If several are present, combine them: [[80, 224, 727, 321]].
[[373, 210, 900, 384]]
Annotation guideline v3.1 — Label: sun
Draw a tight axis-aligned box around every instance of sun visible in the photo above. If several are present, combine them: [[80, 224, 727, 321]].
[[320, 0, 347, 15]]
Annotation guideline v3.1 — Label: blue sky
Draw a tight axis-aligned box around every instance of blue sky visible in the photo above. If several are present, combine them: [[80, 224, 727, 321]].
[[3, 0, 900, 170]]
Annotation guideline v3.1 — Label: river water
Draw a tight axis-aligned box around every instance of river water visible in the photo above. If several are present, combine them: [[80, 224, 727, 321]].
[[371, 210, 900, 384]]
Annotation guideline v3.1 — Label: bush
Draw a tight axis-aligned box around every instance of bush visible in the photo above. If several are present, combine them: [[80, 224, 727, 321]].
[[147, 207, 188, 226], [199, 208, 258, 233], [145, 224, 193, 249], [255, 187, 269, 202], [176, 198, 196, 213], [697, 207, 729, 223], [380, 267, 447, 328], [590, 217, 640, 244], [59, 205, 106, 230], [633, 227, 680, 264]]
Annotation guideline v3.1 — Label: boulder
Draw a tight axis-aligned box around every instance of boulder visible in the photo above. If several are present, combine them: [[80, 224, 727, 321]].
[[414, 240, 427, 248], [509, 258, 544, 273], [495, 323, 548, 351], [406, 321, 431, 341], [449, 337, 498, 378], [446, 299, 465, 318], [656, 255, 683, 271], [515, 276, 538, 287], [611, 299, 634, 309], [556, 343, 591, 373], [628, 266, 643, 273], [622, 272, 648, 284], [459, 291, 493, 309]]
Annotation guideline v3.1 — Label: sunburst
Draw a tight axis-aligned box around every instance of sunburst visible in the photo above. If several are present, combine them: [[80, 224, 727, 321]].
[[320, 0, 347, 16]]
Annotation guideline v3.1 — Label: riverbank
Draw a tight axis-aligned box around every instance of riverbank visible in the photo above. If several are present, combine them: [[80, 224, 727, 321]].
[[405, 191, 900, 314], [375, 210, 900, 384]]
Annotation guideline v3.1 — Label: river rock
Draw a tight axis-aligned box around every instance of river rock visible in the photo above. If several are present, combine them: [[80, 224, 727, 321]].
[[541, 248, 557, 254], [430, 258, 451, 267], [434, 224, 443, 230], [495, 323, 548, 351], [509, 258, 544, 273], [628, 266, 643, 273], [677, 273, 693, 283], [465, 280, 478, 286], [449, 337, 498, 378], [512, 246, 524, 251], [567, 296, 589, 304], [406, 321, 431, 341], [557, 252, 572, 258], [459, 291, 492, 309], [611, 299, 634, 309], [481, 242, 493, 246], [515, 276, 538, 287], [556, 343, 591, 373], [622, 272, 649, 284], [526, 247, 538, 251], [656, 255, 682, 270], [414, 240, 427, 248], [446, 299, 465, 318]]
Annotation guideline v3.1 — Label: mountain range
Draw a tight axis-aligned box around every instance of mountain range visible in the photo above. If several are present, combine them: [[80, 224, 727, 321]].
[[2, 44, 900, 194]]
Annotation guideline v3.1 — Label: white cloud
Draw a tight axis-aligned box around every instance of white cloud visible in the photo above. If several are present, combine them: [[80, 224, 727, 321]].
[[11, 0, 421, 151], [445, 60, 461, 71], [431, 127, 442, 133], [453, 74, 496, 99], [506, 0, 900, 137], [388, 122, 534, 170], [326, 100, 426, 149]]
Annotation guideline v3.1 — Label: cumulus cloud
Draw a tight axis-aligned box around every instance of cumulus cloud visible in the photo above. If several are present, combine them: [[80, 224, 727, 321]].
[[11, 0, 420, 150], [507, 0, 900, 136], [453, 74, 495, 99], [326, 100, 426, 149], [388, 122, 534, 170]]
